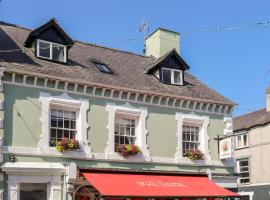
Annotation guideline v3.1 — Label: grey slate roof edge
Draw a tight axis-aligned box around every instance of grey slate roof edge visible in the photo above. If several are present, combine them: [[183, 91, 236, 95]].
[[233, 108, 270, 132]]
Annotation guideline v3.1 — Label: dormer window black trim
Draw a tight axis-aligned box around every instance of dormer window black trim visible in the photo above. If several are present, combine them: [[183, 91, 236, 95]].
[[144, 49, 188, 86], [162, 68, 183, 85], [24, 18, 74, 64], [37, 39, 67, 63]]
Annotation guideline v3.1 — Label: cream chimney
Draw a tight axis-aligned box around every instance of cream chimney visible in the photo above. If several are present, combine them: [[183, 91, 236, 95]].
[[267, 88, 270, 112], [145, 28, 180, 58]]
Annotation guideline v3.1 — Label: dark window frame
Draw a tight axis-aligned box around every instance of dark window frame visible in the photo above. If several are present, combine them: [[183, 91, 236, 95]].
[[93, 62, 113, 74]]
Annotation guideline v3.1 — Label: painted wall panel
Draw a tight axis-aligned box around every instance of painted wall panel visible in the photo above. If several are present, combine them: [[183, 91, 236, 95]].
[[3, 84, 227, 161]]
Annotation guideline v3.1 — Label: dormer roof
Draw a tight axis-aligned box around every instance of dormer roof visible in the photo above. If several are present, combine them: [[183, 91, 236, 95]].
[[144, 49, 189, 74], [24, 18, 74, 48]]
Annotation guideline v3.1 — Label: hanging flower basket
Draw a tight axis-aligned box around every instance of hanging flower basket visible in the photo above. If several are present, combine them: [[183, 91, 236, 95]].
[[184, 149, 204, 160], [115, 144, 141, 158], [55, 138, 80, 152]]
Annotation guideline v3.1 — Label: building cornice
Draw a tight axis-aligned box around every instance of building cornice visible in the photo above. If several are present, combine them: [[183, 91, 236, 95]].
[[2, 70, 233, 116]]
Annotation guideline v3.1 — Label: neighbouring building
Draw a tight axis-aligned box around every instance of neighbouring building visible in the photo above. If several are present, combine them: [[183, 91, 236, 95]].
[[0, 19, 239, 200], [233, 88, 270, 200]]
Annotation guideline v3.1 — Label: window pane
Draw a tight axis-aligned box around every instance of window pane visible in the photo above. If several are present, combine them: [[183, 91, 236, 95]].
[[237, 135, 242, 148], [20, 183, 47, 200], [162, 69, 171, 83], [243, 134, 248, 146], [238, 159, 250, 184], [173, 70, 181, 84], [49, 108, 77, 146], [38, 41, 50, 58], [95, 63, 113, 73], [114, 116, 137, 148], [182, 124, 200, 156], [52, 44, 65, 62]]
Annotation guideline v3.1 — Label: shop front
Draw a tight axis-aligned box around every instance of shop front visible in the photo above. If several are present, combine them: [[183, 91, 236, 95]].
[[73, 170, 240, 200]]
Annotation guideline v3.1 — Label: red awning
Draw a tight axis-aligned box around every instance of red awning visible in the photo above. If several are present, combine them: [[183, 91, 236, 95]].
[[83, 172, 238, 198]]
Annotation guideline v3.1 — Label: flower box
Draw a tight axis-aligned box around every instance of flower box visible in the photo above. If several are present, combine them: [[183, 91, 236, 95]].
[[55, 138, 80, 152], [184, 149, 204, 161], [115, 144, 141, 158]]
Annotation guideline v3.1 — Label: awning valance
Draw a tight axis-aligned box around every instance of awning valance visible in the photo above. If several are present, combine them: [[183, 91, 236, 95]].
[[83, 172, 238, 198]]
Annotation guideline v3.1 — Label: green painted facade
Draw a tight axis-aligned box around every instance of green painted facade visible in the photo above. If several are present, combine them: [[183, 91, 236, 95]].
[[3, 83, 231, 173]]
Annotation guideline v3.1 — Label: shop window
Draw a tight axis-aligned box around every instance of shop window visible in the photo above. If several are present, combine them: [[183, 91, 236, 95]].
[[182, 124, 200, 156], [237, 158, 250, 184], [20, 183, 47, 200], [50, 108, 77, 146]]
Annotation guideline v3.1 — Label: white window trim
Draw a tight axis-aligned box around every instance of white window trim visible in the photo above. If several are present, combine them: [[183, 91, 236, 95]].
[[162, 68, 183, 85], [238, 191, 254, 200], [39, 92, 92, 156], [235, 133, 249, 149], [105, 102, 151, 161], [37, 39, 67, 63], [2, 162, 66, 200], [237, 158, 250, 185], [175, 113, 210, 162]]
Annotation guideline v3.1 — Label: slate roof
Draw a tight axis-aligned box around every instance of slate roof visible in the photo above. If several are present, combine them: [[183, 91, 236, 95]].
[[0, 20, 234, 106], [233, 108, 270, 132]]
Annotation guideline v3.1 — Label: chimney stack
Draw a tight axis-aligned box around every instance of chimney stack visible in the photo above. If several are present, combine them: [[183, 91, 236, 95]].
[[145, 28, 180, 58], [267, 88, 270, 112]]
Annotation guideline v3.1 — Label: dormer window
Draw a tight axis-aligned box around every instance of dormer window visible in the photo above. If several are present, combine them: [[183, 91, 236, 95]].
[[37, 39, 67, 63], [162, 68, 183, 85]]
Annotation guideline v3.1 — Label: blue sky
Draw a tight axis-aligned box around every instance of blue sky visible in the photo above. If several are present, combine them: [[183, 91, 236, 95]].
[[1, 0, 270, 116]]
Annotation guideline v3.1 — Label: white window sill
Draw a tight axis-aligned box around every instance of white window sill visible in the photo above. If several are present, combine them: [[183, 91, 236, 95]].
[[38, 147, 92, 157], [235, 146, 249, 150], [105, 152, 151, 162]]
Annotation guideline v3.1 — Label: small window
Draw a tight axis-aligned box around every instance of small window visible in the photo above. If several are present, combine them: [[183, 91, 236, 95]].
[[94, 62, 113, 74], [237, 158, 250, 184], [37, 39, 67, 63], [182, 124, 200, 156], [236, 133, 248, 149], [114, 115, 136, 151], [162, 68, 183, 85], [50, 108, 77, 146]]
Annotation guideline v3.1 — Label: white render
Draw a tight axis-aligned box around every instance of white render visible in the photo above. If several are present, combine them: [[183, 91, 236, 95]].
[[175, 112, 210, 162], [224, 117, 233, 135], [105, 102, 151, 161], [2, 162, 66, 200], [39, 92, 92, 157]]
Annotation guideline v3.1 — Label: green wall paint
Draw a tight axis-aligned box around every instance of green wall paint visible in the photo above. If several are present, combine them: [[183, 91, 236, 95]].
[[12, 155, 232, 174], [3, 84, 229, 168]]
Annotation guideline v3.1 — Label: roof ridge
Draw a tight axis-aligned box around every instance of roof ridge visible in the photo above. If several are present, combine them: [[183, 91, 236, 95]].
[[0, 21, 32, 31], [233, 108, 266, 119], [0, 20, 151, 59], [74, 40, 151, 59]]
